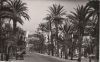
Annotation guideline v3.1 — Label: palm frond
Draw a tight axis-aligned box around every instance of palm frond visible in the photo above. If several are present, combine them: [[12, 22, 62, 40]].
[[19, 12, 30, 20], [0, 11, 14, 18], [15, 17, 23, 25]]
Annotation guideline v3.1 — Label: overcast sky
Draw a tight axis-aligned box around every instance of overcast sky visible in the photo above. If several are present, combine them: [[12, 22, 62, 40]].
[[19, 0, 88, 34]]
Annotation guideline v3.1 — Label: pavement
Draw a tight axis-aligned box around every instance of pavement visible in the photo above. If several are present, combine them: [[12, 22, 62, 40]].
[[0, 52, 94, 62], [23, 52, 77, 62]]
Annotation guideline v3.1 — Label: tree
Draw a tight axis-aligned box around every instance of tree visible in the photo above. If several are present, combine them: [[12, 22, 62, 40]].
[[7, 0, 30, 33], [16, 27, 25, 46], [3, 23, 13, 61], [38, 22, 50, 33], [60, 18, 78, 59], [68, 4, 92, 62], [44, 15, 54, 56], [33, 31, 46, 53], [87, 1, 99, 62], [0, 23, 13, 61], [0, 0, 12, 60], [0, 0, 29, 60], [47, 4, 66, 57]]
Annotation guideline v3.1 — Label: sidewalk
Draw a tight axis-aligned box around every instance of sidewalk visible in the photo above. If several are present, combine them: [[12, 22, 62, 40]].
[[0, 60, 24, 62], [0, 59, 24, 62]]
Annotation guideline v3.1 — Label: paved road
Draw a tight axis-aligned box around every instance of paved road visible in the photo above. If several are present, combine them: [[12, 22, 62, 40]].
[[10, 52, 94, 62], [15, 52, 77, 62], [3, 52, 94, 62], [24, 53, 66, 62]]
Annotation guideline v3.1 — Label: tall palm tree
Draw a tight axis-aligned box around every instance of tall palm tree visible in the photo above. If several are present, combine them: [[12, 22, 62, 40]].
[[0, 0, 12, 60], [44, 15, 55, 56], [62, 19, 76, 59], [87, 1, 99, 62], [7, 0, 30, 33], [0, 0, 29, 60], [47, 4, 66, 57], [68, 4, 92, 62]]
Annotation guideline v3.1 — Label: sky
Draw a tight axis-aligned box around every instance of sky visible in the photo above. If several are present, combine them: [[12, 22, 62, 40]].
[[19, 0, 88, 34]]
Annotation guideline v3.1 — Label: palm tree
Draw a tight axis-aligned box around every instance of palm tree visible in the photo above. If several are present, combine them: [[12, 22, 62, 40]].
[[3, 23, 13, 61], [38, 22, 50, 33], [60, 18, 78, 59], [47, 4, 66, 57], [7, 0, 30, 33], [87, 1, 99, 62], [44, 15, 55, 56], [0, 0, 29, 60], [68, 4, 92, 62], [0, 0, 12, 60], [33, 31, 46, 53], [38, 22, 54, 54], [0, 22, 13, 61]]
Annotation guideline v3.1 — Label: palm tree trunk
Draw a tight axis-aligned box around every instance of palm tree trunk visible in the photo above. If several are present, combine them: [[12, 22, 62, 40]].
[[61, 50, 62, 58], [78, 35, 82, 62], [0, 0, 3, 60], [5, 45, 9, 61], [1, 40, 5, 61], [49, 20, 54, 56], [1, 53, 4, 61], [13, 21, 17, 33], [64, 33, 69, 59], [95, 32, 99, 62], [51, 44, 54, 56], [70, 47, 73, 60], [65, 50, 68, 59], [95, 14, 99, 62], [51, 33, 54, 56], [55, 21, 59, 57]]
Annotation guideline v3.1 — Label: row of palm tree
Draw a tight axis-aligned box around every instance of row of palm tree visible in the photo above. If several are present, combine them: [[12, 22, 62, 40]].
[[0, 0, 29, 61], [32, 0, 99, 62]]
